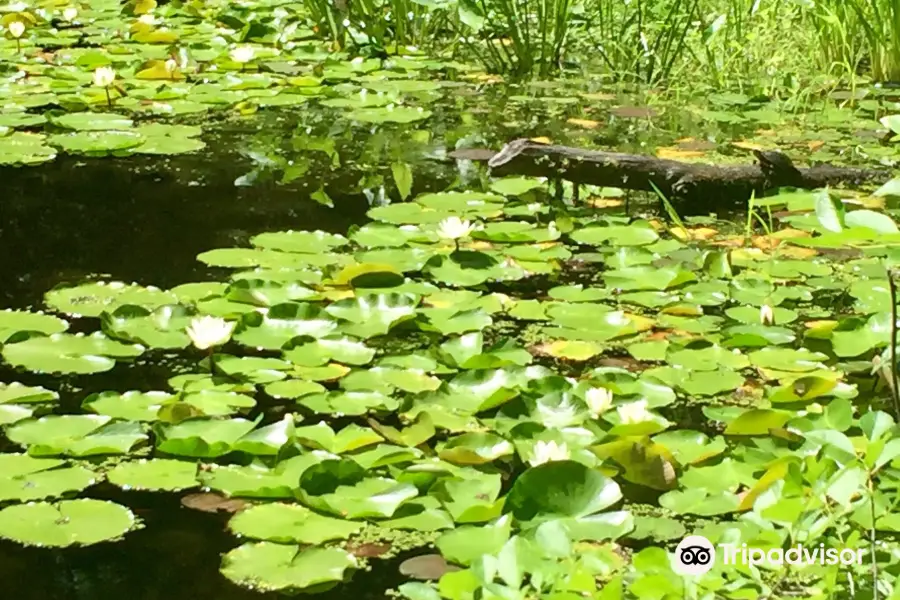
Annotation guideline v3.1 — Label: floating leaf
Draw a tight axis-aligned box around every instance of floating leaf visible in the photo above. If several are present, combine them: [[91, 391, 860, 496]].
[[0, 500, 136, 547], [221, 542, 358, 593], [228, 503, 363, 544]]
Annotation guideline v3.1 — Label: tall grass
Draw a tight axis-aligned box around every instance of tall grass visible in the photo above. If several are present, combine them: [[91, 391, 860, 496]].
[[811, 0, 900, 83], [453, 0, 577, 77], [298, 0, 900, 86], [303, 0, 451, 52], [582, 0, 700, 84]]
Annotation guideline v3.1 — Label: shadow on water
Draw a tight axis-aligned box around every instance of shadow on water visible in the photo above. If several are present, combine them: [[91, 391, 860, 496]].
[[0, 151, 373, 309]]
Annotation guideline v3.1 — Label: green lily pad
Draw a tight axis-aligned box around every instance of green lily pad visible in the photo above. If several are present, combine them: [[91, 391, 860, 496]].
[[0, 132, 57, 165], [251, 230, 348, 253], [106, 459, 198, 491], [228, 502, 363, 544], [234, 303, 337, 350], [325, 293, 419, 338], [6, 415, 148, 456], [294, 423, 383, 454], [48, 131, 145, 154], [2, 332, 143, 374], [0, 310, 68, 343], [297, 460, 418, 519], [200, 454, 329, 499], [347, 106, 431, 123], [101, 304, 193, 349], [221, 542, 358, 593], [505, 461, 622, 522], [569, 223, 660, 246], [44, 282, 176, 317], [155, 418, 258, 458], [51, 112, 134, 131], [0, 455, 97, 502], [0, 499, 137, 547]]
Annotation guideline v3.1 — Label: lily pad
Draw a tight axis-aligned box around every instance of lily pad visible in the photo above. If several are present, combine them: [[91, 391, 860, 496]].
[[228, 502, 363, 544], [2, 333, 143, 374], [505, 461, 622, 522], [220, 542, 358, 593], [106, 459, 199, 492], [0, 499, 137, 547]]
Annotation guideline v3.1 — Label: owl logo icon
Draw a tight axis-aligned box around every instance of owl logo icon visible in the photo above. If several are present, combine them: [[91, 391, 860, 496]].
[[673, 535, 716, 576]]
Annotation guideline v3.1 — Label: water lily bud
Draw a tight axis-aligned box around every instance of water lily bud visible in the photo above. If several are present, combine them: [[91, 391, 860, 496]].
[[137, 13, 156, 25], [62, 7, 78, 21], [529, 440, 570, 466], [759, 303, 775, 325], [186, 315, 235, 350], [585, 386, 613, 417], [165, 58, 177, 74], [93, 66, 116, 87], [436, 216, 475, 241], [7, 20, 25, 39], [229, 45, 255, 64]]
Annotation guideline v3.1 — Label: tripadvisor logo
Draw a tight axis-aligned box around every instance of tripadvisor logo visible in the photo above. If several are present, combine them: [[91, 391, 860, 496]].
[[673, 535, 866, 576]]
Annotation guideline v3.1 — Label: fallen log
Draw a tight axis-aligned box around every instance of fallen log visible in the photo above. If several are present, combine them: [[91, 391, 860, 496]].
[[450, 139, 893, 208]]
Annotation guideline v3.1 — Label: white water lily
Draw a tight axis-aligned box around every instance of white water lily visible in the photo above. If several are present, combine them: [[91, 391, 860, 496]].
[[7, 20, 25, 39], [62, 7, 78, 21], [186, 316, 235, 350], [529, 440, 570, 466], [93, 66, 116, 87], [585, 386, 614, 417], [617, 399, 652, 425], [759, 303, 775, 325], [229, 45, 255, 63], [436, 216, 475, 241]]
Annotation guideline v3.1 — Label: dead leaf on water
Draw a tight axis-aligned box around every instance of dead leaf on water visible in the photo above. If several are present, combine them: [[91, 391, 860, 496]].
[[399, 555, 460, 580], [181, 492, 248, 514], [807, 140, 825, 151], [346, 542, 392, 558], [587, 197, 624, 208], [731, 247, 769, 261], [778, 245, 818, 259], [731, 140, 765, 151], [567, 118, 602, 129], [670, 226, 718, 241], [611, 106, 657, 119], [675, 138, 718, 151], [656, 147, 706, 160], [708, 235, 744, 248]]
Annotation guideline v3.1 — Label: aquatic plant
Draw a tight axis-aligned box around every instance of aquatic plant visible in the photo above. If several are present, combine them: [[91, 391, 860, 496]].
[[1, 170, 900, 597]]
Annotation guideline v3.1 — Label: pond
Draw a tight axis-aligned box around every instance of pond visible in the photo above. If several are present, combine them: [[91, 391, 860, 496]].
[[3, 9, 900, 599]]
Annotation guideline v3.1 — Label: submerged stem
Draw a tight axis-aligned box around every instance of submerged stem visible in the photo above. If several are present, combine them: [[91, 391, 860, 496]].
[[888, 268, 900, 420], [208, 348, 218, 378]]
